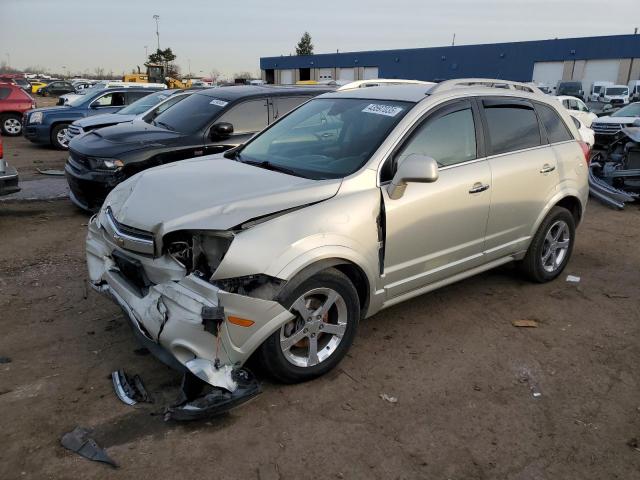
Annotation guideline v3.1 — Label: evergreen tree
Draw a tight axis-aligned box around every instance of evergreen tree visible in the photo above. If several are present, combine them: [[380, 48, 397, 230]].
[[296, 32, 314, 56]]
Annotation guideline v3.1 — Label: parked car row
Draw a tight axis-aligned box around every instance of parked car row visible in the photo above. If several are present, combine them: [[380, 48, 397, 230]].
[[0, 81, 36, 136], [75, 79, 589, 413]]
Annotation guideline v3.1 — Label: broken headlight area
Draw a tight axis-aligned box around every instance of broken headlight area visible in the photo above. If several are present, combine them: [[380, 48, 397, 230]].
[[214, 274, 285, 299], [164, 230, 234, 279], [165, 369, 261, 421]]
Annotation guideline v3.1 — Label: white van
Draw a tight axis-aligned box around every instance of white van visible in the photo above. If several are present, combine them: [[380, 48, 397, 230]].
[[629, 80, 640, 102], [590, 81, 613, 102], [600, 85, 630, 105]]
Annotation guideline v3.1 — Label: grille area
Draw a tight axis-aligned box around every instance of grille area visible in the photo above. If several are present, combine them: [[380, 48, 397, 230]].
[[68, 149, 90, 168], [103, 207, 155, 255], [592, 123, 623, 135]]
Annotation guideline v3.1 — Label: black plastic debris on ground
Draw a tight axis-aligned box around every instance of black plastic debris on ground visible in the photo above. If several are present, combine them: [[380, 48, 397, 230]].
[[111, 369, 152, 406], [60, 426, 118, 468], [165, 369, 261, 421], [0, 356, 11, 364]]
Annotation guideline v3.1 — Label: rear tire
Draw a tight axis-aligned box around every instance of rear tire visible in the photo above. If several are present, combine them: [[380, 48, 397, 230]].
[[257, 268, 360, 384], [51, 123, 70, 150], [1, 114, 23, 136], [520, 206, 575, 283]]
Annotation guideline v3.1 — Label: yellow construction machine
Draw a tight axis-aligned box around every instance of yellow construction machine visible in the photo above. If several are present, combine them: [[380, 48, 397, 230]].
[[123, 63, 191, 89]]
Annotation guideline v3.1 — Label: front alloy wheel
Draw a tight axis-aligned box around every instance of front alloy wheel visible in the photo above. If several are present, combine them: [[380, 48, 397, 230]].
[[258, 268, 359, 383], [280, 287, 348, 368]]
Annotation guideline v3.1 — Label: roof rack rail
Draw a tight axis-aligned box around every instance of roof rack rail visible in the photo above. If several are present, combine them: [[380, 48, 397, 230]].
[[428, 78, 543, 95]]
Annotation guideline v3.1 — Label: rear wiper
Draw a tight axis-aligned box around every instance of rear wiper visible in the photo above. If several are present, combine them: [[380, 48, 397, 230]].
[[240, 159, 303, 177]]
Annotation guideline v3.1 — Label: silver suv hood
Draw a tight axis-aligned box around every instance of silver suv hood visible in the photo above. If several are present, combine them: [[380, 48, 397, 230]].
[[105, 155, 342, 234]]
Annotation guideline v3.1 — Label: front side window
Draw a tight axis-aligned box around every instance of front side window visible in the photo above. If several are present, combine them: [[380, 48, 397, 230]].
[[238, 98, 412, 180], [92, 92, 126, 107], [217, 99, 269, 134], [483, 100, 542, 155], [536, 103, 573, 143], [395, 107, 476, 170], [273, 96, 311, 120]]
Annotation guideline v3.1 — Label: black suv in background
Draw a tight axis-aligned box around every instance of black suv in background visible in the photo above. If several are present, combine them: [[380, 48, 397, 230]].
[[38, 81, 76, 97], [556, 81, 585, 101], [65, 86, 333, 211]]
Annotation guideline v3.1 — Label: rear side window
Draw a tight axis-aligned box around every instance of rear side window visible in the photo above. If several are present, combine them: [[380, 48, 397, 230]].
[[273, 96, 310, 120], [0, 87, 10, 99], [536, 103, 573, 143], [483, 100, 542, 155]]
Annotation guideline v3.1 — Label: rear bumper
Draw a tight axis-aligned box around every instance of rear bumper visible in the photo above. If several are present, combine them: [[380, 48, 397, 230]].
[[23, 124, 51, 145], [64, 159, 122, 212], [86, 215, 294, 389], [0, 163, 20, 196]]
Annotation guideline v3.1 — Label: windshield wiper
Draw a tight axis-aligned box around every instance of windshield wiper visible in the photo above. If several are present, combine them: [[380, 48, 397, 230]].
[[240, 159, 304, 178], [154, 120, 174, 131]]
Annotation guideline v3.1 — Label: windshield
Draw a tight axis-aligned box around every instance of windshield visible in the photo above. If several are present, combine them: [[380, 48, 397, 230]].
[[118, 91, 170, 115], [558, 83, 581, 93], [237, 98, 412, 180], [593, 86, 602, 93], [611, 103, 640, 117], [150, 93, 227, 133], [605, 87, 628, 96], [66, 95, 88, 106]]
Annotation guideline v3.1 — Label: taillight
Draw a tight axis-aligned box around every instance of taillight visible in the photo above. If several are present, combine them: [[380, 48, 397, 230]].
[[0, 139, 3, 159], [578, 141, 591, 165]]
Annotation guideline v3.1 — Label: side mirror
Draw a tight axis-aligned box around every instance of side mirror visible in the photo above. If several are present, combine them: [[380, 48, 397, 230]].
[[210, 122, 233, 140], [387, 154, 439, 200]]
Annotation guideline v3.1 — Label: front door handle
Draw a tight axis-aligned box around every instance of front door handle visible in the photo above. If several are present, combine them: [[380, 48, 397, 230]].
[[540, 164, 556, 173], [468, 182, 490, 194]]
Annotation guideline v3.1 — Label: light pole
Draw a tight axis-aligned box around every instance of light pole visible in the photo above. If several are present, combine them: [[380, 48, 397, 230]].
[[5, 52, 9, 70], [188, 58, 191, 79], [153, 15, 160, 52], [144, 45, 148, 58]]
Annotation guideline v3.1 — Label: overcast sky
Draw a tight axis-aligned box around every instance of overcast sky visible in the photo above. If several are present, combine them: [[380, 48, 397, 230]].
[[1, 0, 637, 78]]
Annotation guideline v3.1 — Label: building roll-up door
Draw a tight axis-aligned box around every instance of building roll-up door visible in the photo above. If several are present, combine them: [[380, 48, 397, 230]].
[[338, 68, 355, 81], [318, 68, 333, 81], [582, 60, 621, 91], [280, 69, 294, 85], [363, 67, 379, 80], [532, 61, 564, 89]]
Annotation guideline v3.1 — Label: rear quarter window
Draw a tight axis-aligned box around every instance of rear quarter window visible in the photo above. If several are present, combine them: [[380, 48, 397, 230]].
[[483, 100, 542, 155], [535, 103, 573, 143], [0, 87, 11, 100]]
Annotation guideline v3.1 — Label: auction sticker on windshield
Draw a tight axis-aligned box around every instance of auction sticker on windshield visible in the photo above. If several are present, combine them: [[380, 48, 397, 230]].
[[210, 99, 229, 107], [362, 104, 404, 117]]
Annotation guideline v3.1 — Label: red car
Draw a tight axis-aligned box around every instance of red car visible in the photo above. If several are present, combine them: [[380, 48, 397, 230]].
[[0, 82, 36, 136]]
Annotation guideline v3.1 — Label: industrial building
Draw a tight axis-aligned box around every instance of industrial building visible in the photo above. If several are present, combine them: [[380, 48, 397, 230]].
[[260, 34, 640, 90]]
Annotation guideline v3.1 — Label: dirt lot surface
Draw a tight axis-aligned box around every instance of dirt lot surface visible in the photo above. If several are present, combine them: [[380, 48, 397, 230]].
[[1, 126, 640, 479]]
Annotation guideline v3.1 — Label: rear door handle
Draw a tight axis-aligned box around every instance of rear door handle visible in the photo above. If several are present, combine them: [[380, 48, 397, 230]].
[[540, 164, 556, 173], [468, 182, 490, 194]]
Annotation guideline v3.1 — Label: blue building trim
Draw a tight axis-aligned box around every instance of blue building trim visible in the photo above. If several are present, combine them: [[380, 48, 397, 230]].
[[260, 34, 640, 81]]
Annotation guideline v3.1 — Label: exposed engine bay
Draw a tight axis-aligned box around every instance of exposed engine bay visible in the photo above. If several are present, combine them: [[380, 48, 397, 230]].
[[589, 127, 640, 209]]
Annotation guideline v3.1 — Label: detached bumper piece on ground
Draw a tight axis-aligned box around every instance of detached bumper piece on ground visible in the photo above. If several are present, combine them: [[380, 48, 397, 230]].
[[165, 369, 261, 421], [60, 426, 118, 468], [589, 127, 640, 209]]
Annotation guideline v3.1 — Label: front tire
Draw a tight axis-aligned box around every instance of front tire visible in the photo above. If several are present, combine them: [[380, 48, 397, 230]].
[[520, 206, 575, 283], [257, 268, 360, 384], [1, 114, 23, 136], [51, 123, 70, 150]]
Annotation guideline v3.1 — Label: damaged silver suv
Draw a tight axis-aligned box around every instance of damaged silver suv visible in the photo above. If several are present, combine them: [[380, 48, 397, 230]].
[[87, 79, 588, 404]]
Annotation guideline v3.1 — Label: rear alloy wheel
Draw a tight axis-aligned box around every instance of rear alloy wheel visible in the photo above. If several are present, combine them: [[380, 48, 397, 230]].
[[520, 206, 575, 283], [258, 268, 360, 383], [1, 114, 23, 136], [51, 123, 70, 150]]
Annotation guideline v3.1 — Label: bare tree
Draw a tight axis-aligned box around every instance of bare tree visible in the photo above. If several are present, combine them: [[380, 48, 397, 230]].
[[94, 67, 105, 79]]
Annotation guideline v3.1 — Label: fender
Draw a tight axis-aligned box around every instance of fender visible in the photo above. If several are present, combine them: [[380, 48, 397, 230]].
[[529, 186, 585, 240]]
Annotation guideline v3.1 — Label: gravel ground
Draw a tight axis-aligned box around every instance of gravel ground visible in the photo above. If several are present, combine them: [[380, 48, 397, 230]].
[[0, 122, 639, 479]]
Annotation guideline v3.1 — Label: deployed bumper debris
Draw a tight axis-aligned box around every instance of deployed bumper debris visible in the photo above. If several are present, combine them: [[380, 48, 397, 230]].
[[589, 127, 640, 209], [60, 426, 118, 468], [165, 369, 261, 421], [111, 369, 152, 406]]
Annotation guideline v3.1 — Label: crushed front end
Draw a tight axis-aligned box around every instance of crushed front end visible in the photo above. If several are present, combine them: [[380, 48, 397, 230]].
[[86, 208, 293, 417]]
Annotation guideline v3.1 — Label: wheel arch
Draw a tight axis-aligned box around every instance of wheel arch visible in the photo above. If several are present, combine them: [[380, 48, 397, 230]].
[[277, 257, 372, 319]]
